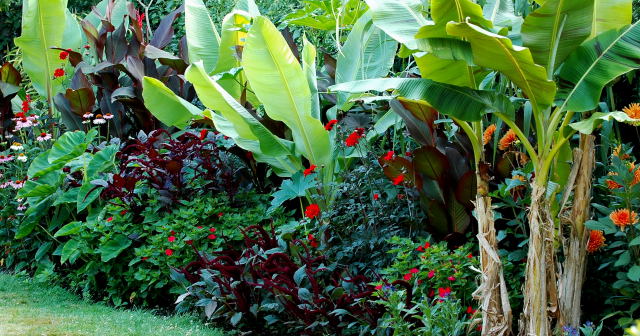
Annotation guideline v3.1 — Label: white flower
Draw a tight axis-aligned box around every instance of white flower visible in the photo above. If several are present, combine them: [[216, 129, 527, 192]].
[[103, 113, 114, 120], [82, 120, 91, 124], [93, 114, 106, 124], [17, 153, 28, 162], [36, 132, 52, 142], [10, 142, 23, 151], [14, 119, 33, 130], [83, 112, 94, 118], [17, 203, 27, 211]]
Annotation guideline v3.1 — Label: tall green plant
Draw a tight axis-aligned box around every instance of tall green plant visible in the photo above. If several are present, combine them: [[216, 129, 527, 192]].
[[14, 0, 82, 115]]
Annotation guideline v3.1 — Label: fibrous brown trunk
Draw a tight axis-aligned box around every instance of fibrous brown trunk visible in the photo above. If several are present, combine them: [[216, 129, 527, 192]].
[[475, 174, 512, 336], [558, 134, 595, 328], [519, 182, 557, 336]]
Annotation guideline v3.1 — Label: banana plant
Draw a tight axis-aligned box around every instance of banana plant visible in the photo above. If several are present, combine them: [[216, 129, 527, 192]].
[[14, 0, 82, 116], [332, 0, 637, 334]]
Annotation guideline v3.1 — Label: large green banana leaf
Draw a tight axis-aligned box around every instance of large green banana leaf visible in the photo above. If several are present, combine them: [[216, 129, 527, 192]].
[[447, 21, 556, 111], [557, 22, 640, 112], [214, 10, 250, 96], [141, 77, 203, 129], [186, 62, 300, 175], [330, 78, 514, 121], [363, 0, 428, 50], [415, 54, 478, 87], [302, 36, 321, 120], [335, 12, 397, 106], [591, 0, 632, 37], [185, 0, 220, 74], [483, 0, 523, 28], [521, 0, 594, 74], [242, 17, 331, 167], [234, 0, 261, 16], [419, 0, 491, 38], [15, 0, 82, 99]]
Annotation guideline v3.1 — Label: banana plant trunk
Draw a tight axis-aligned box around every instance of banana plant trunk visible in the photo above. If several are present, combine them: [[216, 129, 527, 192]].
[[475, 173, 512, 336], [519, 180, 558, 336], [558, 134, 595, 329]]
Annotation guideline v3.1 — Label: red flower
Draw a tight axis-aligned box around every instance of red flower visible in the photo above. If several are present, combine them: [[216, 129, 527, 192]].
[[466, 306, 477, 314], [168, 236, 176, 242], [428, 289, 435, 297], [448, 276, 456, 281], [218, 212, 224, 218], [428, 270, 435, 278], [208, 234, 217, 240], [197, 226, 203, 229], [106, 217, 113, 222], [467, 253, 473, 259], [405, 151, 412, 157], [185, 240, 193, 245], [136, 12, 145, 28], [403, 273, 413, 281], [324, 119, 338, 131], [417, 246, 424, 252], [120, 210, 128, 216], [53, 68, 65, 78], [373, 193, 379, 200], [199, 129, 208, 140], [209, 228, 216, 232], [438, 287, 451, 298], [59, 51, 69, 60], [170, 230, 176, 235], [383, 151, 394, 161], [142, 257, 149, 261], [392, 174, 405, 186], [165, 249, 173, 256], [84, 44, 90, 49], [409, 268, 419, 274], [423, 242, 431, 249], [375, 284, 383, 290], [345, 128, 365, 147], [305, 204, 321, 219], [303, 164, 317, 176], [307, 234, 319, 248]]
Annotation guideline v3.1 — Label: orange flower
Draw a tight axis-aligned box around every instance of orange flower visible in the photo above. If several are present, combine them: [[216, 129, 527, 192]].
[[483, 124, 497, 145], [586, 230, 605, 253], [610, 208, 638, 230], [613, 145, 631, 160], [623, 103, 640, 122], [633, 167, 640, 187], [605, 179, 623, 189], [498, 129, 518, 150]]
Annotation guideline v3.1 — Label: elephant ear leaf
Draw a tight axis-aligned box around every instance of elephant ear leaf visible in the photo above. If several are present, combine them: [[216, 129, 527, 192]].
[[557, 22, 640, 112], [446, 21, 556, 112], [242, 17, 331, 166]]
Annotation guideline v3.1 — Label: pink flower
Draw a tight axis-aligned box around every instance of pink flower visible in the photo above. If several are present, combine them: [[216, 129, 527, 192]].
[[209, 228, 216, 232], [428, 270, 435, 279], [208, 234, 217, 240], [168, 236, 176, 242], [106, 217, 113, 222], [448, 276, 456, 281], [165, 249, 173, 256]]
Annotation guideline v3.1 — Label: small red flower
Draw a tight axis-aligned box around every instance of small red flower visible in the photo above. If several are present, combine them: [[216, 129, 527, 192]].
[[405, 151, 412, 157], [120, 210, 128, 216], [53, 68, 65, 78], [305, 204, 321, 219], [142, 257, 149, 261], [392, 174, 405, 186], [466, 306, 477, 314], [467, 253, 473, 259], [209, 228, 216, 232], [197, 226, 203, 229], [417, 246, 424, 252], [428, 289, 435, 297], [307, 234, 319, 248], [106, 217, 113, 222], [208, 234, 217, 240], [403, 273, 413, 281], [168, 236, 176, 242], [185, 240, 193, 245], [136, 12, 145, 28], [165, 249, 173, 256], [345, 128, 365, 147], [428, 270, 435, 278], [199, 129, 208, 140], [448, 276, 456, 281], [218, 212, 224, 218], [324, 119, 338, 131], [84, 44, 90, 49], [375, 284, 383, 290], [59, 51, 69, 60], [170, 230, 176, 235], [373, 193, 379, 200], [409, 268, 419, 274], [383, 151, 394, 161], [438, 287, 451, 298], [303, 164, 317, 176]]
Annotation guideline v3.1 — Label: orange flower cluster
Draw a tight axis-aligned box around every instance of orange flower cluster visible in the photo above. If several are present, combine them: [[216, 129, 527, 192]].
[[623, 103, 640, 124], [586, 230, 605, 253], [483, 124, 496, 145], [610, 208, 638, 230], [498, 129, 518, 150]]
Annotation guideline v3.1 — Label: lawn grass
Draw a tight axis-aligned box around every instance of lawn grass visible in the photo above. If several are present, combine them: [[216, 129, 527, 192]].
[[0, 272, 224, 336]]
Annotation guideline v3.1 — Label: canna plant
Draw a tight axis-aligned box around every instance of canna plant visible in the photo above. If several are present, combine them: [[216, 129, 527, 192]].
[[332, 0, 638, 334]]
